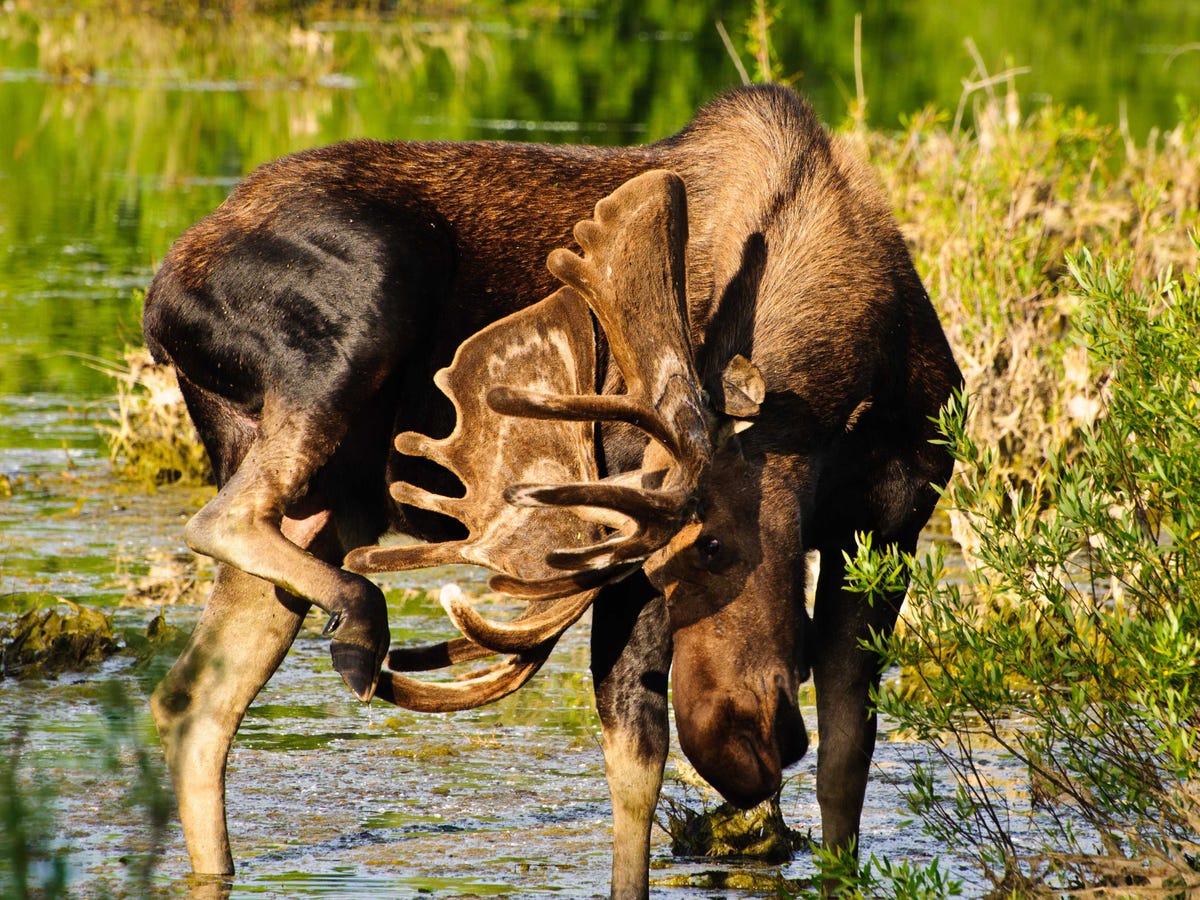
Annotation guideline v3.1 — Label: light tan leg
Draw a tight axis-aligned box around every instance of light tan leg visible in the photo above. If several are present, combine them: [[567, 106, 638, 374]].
[[151, 563, 309, 875], [183, 402, 388, 700], [603, 730, 666, 900], [591, 580, 670, 900]]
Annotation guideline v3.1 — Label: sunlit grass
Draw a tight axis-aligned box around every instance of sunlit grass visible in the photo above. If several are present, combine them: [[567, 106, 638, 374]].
[[1, 1, 492, 87]]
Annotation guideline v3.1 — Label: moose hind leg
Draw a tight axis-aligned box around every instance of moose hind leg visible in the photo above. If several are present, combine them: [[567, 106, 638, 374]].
[[150, 563, 309, 876], [591, 577, 671, 900], [183, 400, 389, 700]]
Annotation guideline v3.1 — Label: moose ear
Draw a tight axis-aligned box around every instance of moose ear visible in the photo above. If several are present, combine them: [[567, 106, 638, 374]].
[[715, 355, 765, 429]]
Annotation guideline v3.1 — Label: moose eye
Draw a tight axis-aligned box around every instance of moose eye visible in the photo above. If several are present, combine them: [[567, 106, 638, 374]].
[[691, 534, 735, 574]]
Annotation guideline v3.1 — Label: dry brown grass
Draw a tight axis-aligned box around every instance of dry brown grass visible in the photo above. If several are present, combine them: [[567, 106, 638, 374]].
[[104, 347, 211, 487], [1, 0, 491, 87], [844, 89, 1200, 562], [874, 92, 1199, 466]]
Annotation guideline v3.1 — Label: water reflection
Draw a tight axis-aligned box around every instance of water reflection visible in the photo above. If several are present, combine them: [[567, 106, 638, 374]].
[[2, 4, 1198, 396]]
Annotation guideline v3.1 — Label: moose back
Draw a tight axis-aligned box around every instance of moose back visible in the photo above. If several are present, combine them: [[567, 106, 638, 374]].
[[144, 84, 960, 898]]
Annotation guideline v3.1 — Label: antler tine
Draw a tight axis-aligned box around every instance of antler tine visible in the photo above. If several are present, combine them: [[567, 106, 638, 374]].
[[345, 539, 475, 576], [482, 171, 711, 576], [373, 584, 561, 710], [487, 562, 641, 600], [385, 636, 493, 672], [545, 171, 710, 473], [370, 585, 569, 713], [476, 171, 708, 478], [374, 649, 551, 713], [487, 384, 682, 457], [482, 386, 681, 458], [345, 284, 609, 667], [439, 583, 596, 653], [505, 481, 682, 523]]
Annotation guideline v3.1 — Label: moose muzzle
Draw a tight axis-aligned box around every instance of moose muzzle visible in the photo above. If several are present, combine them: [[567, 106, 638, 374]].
[[670, 633, 809, 809]]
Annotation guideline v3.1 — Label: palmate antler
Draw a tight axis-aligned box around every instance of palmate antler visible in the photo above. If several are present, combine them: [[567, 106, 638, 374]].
[[344, 170, 717, 712]]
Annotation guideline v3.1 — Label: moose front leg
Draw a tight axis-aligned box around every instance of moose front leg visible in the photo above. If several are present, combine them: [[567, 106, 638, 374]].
[[811, 534, 912, 854], [183, 400, 390, 700], [151, 562, 309, 875], [591, 577, 672, 900]]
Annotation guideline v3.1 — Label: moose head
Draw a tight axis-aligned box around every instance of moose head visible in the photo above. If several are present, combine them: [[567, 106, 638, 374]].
[[346, 169, 809, 807]]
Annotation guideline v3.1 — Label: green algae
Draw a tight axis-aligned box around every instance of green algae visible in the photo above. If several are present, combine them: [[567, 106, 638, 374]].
[[0, 600, 118, 679]]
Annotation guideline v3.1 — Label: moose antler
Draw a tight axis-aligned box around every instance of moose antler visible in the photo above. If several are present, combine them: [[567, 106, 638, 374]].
[[344, 284, 604, 710], [493, 169, 712, 571], [344, 170, 716, 711]]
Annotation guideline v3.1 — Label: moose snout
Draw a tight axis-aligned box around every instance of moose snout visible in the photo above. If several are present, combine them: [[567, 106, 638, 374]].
[[674, 677, 809, 809]]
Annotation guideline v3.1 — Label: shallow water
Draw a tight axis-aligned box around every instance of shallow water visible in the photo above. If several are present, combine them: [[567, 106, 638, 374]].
[[0, 401, 1026, 898]]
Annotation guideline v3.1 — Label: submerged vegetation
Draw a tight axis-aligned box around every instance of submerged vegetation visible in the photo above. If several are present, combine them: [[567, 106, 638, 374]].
[[0, 601, 117, 678], [659, 761, 808, 864], [0, 602, 188, 680]]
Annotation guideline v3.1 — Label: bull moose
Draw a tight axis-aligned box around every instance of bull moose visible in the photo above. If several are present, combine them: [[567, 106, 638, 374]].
[[144, 84, 960, 897]]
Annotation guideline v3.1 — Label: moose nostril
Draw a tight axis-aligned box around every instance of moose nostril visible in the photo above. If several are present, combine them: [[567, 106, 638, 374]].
[[776, 697, 809, 768]]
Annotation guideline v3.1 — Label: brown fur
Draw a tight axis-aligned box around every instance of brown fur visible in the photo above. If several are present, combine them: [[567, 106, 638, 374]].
[[144, 85, 960, 898]]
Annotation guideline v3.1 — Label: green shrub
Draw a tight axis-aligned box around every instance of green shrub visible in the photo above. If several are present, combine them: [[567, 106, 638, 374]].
[[850, 243, 1200, 895]]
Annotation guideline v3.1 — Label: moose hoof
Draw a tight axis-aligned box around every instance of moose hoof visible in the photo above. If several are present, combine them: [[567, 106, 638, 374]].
[[325, 603, 390, 702], [329, 640, 384, 702]]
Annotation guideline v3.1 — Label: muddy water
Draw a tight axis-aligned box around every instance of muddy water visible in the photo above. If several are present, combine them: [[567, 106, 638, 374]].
[[0, 398, 1023, 898]]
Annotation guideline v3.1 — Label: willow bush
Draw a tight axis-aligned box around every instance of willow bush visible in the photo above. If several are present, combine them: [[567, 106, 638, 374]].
[[849, 245, 1200, 896]]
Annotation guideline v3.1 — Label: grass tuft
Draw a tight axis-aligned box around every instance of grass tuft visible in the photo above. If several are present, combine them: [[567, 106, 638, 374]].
[[103, 347, 211, 488]]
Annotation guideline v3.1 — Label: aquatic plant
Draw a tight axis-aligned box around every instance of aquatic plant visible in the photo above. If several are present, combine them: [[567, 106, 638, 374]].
[[659, 760, 807, 864], [0, 600, 118, 679], [0, 599, 189, 680]]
